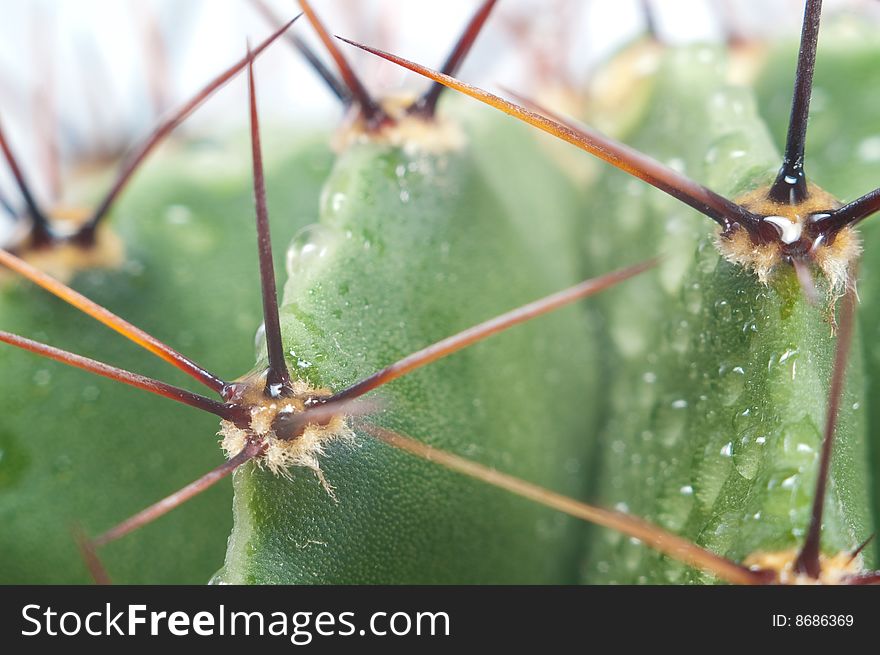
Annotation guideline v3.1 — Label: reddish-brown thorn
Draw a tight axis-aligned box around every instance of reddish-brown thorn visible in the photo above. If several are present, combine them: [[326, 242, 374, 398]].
[[362, 422, 769, 585], [247, 45, 291, 398], [498, 86, 572, 124], [298, 0, 387, 128], [92, 439, 267, 547], [639, 0, 660, 41], [0, 330, 238, 420], [795, 286, 857, 577], [75, 39, 117, 159], [0, 116, 51, 245], [813, 187, 880, 234], [501, 86, 776, 245], [273, 397, 382, 441], [133, 0, 173, 118], [0, 248, 227, 394], [715, 0, 751, 48], [72, 525, 112, 585], [336, 37, 770, 240], [77, 15, 301, 243], [768, 0, 822, 205], [250, 0, 351, 104], [409, 0, 499, 118], [32, 6, 62, 204], [845, 572, 880, 585], [847, 534, 875, 565], [326, 259, 657, 406]]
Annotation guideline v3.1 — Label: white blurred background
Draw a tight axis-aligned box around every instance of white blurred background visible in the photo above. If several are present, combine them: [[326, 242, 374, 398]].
[[0, 0, 876, 210]]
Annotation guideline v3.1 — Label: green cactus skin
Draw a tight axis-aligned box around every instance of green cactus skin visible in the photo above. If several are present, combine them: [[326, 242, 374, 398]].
[[578, 45, 873, 583], [216, 114, 601, 584], [0, 133, 334, 583], [753, 18, 880, 549]]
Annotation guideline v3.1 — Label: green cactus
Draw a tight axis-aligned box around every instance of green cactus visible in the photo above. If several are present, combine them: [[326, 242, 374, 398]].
[[753, 17, 880, 540], [0, 19, 337, 583], [347, 0, 878, 584]]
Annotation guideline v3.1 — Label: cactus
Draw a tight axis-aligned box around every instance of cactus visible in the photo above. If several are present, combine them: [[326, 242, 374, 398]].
[[209, 0, 618, 584], [0, 18, 337, 583], [753, 17, 880, 537]]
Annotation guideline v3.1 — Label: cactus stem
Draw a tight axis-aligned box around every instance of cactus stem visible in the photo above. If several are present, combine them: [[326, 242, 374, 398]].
[[795, 286, 857, 577], [92, 438, 267, 547], [339, 37, 772, 241], [362, 422, 770, 585], [77, 15, 302, 245], [322, 259, 657, 407], [409, 0, 499, 118], [249, 0, 351, 104], [0, 248, 228, 394], [0, 116, 52, 245], [768, 0, 822, 205], [0, 330, 235, 419], [247, 46, 291, 398], [298, 0, 388, 129]]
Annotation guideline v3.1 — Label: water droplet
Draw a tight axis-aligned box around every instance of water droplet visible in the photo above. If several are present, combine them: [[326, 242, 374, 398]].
[[286, 224, 336, 277], [716, 364, 745, 406], [330, 192, 346, 213], [778, 347, 799, 365], [165, 204, 192, 225], [123, 259, 145, 277], [780, 474, 798, 490], [33, 369, 51, 386], [733, 427, 764, 479], [671, 399, 688, 409], [682, 282, 702, 315], [253, 322, 266, 359], [666, 157, 686, 173], [713, 299, 732, 322], [208, 571, 229, 585], [720, 442, 733, 457], [857, 135, 880, 163], [679, 485, 693, 495], [53, 454, 72, 476], [81, 386, 100, 402], [656, 402, 687, 448]]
